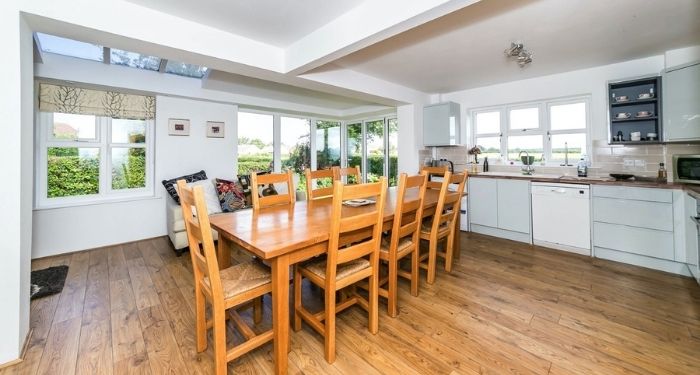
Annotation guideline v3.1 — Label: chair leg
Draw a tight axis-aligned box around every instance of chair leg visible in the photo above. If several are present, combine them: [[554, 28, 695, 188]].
[[427, 239, 438, 284], [368, 254, 379, 334], [253, 296, 263, 324], [212, 308, 228, 375], [387, 258, 398, 318], [293, 265, 302, 332], [195, 287, 207, 352], [445, 232, 455, 273], [410, 248, 419, 297], [324, 287, 336, 363]]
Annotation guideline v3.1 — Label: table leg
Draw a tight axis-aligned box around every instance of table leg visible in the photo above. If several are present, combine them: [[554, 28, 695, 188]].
[[217, 235, 232, 269], [271, 254, 290, 375]]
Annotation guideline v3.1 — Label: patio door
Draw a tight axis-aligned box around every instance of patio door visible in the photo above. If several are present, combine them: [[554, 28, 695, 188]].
[[343, 117, 397, 186]]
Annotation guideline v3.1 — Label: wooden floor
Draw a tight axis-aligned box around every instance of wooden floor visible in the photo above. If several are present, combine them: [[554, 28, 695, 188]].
[[3, 233, 700, 374]]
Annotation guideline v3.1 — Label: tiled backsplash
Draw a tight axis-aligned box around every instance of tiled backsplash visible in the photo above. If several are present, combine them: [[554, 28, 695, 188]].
[[418, 141, 700, 180]]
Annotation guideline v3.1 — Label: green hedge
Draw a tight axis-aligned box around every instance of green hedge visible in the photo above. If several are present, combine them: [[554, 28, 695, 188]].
[[47, 148, 99, 197]]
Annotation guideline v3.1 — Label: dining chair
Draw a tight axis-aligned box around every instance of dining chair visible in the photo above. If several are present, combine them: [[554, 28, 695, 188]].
[[250, 170, 295, 209], [305, 168, 335, 200], [333, 165, 362, 184], [420, 165, 448, 190], [176, 180, 273, 375], [418, 170, 468, 284], [293, 178, 387, 363], [379, 173, 427, 317]]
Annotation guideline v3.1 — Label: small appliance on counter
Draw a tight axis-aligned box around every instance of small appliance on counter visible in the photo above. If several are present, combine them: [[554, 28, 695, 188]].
[[673, 155, 700, 184], [424, 157, 454, 172]]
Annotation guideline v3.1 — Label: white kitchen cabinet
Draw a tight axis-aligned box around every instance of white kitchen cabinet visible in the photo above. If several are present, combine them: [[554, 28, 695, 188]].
[[468, 178, 497, 227], [497, 179, 531, 233], [469, 177, 530, 243], [663, 62, 700, 142], [423, 102, 461, 146]]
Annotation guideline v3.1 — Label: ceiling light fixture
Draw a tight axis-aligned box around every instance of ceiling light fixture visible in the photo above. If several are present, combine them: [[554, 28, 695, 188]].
[[504, 42, 533, 67]]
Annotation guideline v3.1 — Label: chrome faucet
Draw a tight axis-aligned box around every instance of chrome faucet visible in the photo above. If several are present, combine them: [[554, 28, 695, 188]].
[[560, 142, 573, 167], [518, 150, 535, 175]]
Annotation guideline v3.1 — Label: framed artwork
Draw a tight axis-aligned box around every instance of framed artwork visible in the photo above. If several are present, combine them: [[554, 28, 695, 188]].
[[168, 118, 190, 136], [206, 121, 225, 138]]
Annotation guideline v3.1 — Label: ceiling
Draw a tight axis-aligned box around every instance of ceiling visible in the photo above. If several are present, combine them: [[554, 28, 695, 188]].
[[330, 0, 700, 93], [203, 70, 386, 111], [124, 0, 364, 47]]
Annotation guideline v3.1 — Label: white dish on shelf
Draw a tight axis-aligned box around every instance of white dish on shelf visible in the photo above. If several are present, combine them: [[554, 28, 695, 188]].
[[615, 96, 629, 102], [638, 93, 654, 99]]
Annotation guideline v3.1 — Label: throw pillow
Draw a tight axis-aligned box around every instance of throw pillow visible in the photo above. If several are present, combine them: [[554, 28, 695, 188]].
[[162, 170, 207, 204], [184, 179, 223, 215], [215, 178, 247, 212]]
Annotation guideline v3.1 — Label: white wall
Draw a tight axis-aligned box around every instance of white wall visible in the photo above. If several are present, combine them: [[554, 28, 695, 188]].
[[441, 55, 666, 143], [0, 3, 32, 365], [32, 96, 238, 258]]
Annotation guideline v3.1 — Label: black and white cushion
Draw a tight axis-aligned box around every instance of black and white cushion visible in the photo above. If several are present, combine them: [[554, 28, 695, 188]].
[[161, 170, 207, 204]]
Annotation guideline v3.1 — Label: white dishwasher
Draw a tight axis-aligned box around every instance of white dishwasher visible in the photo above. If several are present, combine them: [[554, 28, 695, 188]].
[[531, 182, 591, 255]]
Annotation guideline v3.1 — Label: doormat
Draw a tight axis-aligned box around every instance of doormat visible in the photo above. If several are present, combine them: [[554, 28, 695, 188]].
[[30, 265, 69, 300]]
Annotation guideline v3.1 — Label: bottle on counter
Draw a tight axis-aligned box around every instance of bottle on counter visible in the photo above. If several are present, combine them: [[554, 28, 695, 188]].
[[658, 162, 667, 182], [483, 157, 489, 172], [577, 157, 588, 177]]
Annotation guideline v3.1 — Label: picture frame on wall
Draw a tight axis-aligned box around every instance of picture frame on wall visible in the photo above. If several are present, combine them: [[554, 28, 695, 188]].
[[168, 118, 190, 136], [206, 121, 225, 138]]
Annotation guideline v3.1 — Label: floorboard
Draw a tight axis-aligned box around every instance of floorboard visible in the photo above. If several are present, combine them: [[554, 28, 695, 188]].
[[3, 233, 700, 374]]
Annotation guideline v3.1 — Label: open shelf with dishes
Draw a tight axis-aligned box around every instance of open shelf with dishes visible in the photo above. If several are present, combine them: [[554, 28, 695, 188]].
[[608, 76, 662, 144]]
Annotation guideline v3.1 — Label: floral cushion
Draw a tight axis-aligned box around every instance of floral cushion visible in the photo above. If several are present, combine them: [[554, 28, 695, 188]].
[[161, 170, 207, 204], [215, 178, 247, 212]]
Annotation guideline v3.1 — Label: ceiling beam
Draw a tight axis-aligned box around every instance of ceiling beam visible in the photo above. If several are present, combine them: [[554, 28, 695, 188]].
[[284, 0, 482, 75]]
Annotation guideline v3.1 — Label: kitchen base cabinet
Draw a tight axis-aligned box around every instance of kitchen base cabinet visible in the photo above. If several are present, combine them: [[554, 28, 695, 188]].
[[594, 247, 693, 276], [469, 177, 531, 244]]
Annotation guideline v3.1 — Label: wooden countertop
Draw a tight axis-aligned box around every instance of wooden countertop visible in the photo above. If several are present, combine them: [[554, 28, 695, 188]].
[[469, 171, 700, 199]]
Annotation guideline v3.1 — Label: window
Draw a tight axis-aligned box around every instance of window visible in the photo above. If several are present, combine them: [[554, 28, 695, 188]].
[[165, 61, 208, 78], [316, 121, 341, 169], [470, 97, 589, 164], [280, 117, 311, 191], [36, 33, 104, 62], [346, 122, 363, 178], [110, 49, 160, 71], [38, 113, 153, 207], [388, 118, 399, 187], [237, 112, 274, 175], [344, 117, 398, 186]]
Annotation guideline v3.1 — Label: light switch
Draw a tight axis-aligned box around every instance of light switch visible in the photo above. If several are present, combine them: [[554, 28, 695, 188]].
[[623, 159, 634, 167]]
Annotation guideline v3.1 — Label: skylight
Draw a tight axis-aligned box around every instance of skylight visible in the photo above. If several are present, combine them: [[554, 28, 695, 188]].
[[165, 61, 208, 78], [110, 49, 160, 71], [36, 33, 104, 62]]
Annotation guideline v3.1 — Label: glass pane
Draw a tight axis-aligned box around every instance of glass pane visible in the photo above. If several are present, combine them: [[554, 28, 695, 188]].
[[509, 107, 539, 130], [475, 111, 500, 134], [475, 137, 501, 160], [111, 147, 146, 190], [346, 123, 363, 182], [388, 118, 398, 187], [165, 61, 208, 78], [507, 135, 543, 161], [551, 133, 587, 161], [52, 113, 96, 140], [112, 119, 146, 143], [36, 33, 104, 61], [550, 102, 586, 130], [110, 49, 160, 70], [280, 117, 310, 191], [47, 147, 100, 198], [237, 112, 273, 175], [316, 120, 341, 170], [366, 120, 385, 183]]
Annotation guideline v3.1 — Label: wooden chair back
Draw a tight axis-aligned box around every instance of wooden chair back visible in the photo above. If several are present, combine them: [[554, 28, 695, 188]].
[[250, 170, 295, 209], [176, 179, 222, 300], [420, 165, 448, 190], [326, 178, 387, 283], [428, 170, 468, 234], [388, 173, 427, 255], [305, 168, 335, 200], [333, 165, 362, 184]]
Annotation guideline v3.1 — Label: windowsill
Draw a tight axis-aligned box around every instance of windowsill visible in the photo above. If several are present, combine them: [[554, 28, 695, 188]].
[[34, 193, 162, 211]]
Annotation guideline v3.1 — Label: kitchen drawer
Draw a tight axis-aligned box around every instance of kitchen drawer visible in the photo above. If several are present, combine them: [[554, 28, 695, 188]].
[[592, 185, 672, 203], [593, 197, 673, 231], [593, 222, 674, 260]]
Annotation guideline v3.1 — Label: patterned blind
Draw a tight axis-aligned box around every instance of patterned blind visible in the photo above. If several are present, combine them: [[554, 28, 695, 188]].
[[39, 83, 155, 120]]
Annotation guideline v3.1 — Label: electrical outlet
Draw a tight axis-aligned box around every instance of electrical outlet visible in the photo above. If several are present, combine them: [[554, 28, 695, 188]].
[[623, 159, 635, 167], [634, 159, 646, 168]]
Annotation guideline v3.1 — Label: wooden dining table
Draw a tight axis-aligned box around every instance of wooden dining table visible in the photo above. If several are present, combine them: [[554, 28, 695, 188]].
[[209, 187, 460, 374]]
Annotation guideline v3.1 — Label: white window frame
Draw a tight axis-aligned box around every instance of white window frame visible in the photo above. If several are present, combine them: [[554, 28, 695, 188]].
[[36, 112, 155, 209], [469, 95, 591, 165]]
